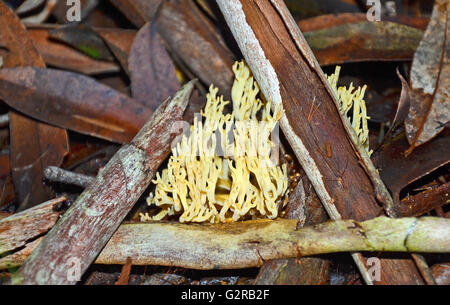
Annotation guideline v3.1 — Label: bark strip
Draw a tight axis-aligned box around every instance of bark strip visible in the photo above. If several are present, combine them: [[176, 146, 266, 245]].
[[216, 0, 423, 284], [12, 82, 194, 284]]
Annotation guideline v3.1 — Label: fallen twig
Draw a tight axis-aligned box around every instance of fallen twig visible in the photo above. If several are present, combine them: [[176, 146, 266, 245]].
[[43, 166, 95, 188], [2, 216, 449, 271]]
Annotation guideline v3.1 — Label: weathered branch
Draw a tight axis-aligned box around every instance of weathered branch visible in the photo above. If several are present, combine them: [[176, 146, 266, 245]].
[[43, 166, 95, 188], [2, 216, 449, 271], [12, 82, 194, 284], [0, 197, 66, 255], [216, 0, 424, 284]]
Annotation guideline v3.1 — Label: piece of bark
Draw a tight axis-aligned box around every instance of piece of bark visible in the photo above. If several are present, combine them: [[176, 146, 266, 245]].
[[217, 0, 423, 284], [12, 81, 194, 285], [398, 182, 450, 217], [114, 257, 132, 285], [255, 178, 331, 284], [431, 263, 450, 285], [297, 13, 430, 33], [0, 197, 67, 255], [0, 2, 69, 211], [3, 216, 449, 271]]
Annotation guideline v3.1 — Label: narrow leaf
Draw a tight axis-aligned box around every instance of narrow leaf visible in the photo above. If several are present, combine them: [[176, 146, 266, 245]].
[[0, 67, 152, 144], [129, 21, 180, 110]]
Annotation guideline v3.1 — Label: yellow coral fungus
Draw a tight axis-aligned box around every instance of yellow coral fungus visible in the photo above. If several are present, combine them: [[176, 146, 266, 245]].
[[326, 66, 373, 156], [140, 61, 288, 223]]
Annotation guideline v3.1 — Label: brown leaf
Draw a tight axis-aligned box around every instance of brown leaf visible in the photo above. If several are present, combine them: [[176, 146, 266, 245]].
[[16, 0, 46, 15], [129, 22, 180, 111], [373, 129, 450, 205], [156, 0, 234, 97], [108, 0, 162, 28], [96, 28, 136, 75], [0, 67, 152, 144], [0, 1, 68, 210], [405, 1, 450, 152], [28, 28, 120, 75], [49, 23, 114, 61]]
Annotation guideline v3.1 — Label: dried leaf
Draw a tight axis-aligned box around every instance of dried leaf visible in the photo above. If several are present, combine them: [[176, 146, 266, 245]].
[[380, 69, 412, 146], [129, 22, 180, 110], [431, 263, 450, 285], [20, 0, 57, 24], [0, 67, 152, 144], [373, 130, 450, 204], [156, 0, 234, 96], [114, 257, 132, 285], [16, 0, 46, 15], [0, 1, 68, 210], [286, 0, 361, 20], [96, 28, 136, 75], [29, 28, 120, 75], [49, 23, 114, 61], [405, 1, 450, 152], [108, 0, 162, 27]]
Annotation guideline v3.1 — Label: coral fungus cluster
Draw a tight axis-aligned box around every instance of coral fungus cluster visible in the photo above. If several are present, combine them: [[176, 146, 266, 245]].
[[141, 61, 289, 223]]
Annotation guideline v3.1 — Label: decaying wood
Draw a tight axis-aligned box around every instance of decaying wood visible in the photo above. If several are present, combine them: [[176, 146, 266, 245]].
[[398, 182, 450, 217], [3, 216, 449, 271], [43, 166, 95, 188], [255, 177, 331, 284], [0, 197, 67, 254], [12, 82, 194, 285], [217, 0, 424, 284]]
